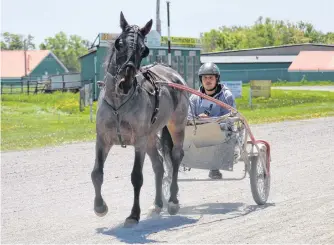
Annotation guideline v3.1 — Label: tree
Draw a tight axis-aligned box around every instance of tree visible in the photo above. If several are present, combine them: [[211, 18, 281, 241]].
[[0, 32, 35, 50], [39, 32, 91, 72], [200, 17, 333, 52], [322, 32, 334, 44]]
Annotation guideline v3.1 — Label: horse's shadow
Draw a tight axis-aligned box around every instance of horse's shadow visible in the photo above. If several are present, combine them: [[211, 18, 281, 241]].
[[179, 202, 245, 216], [95, 201, 275, 243], [179, 202, 275, 217], [96, 215, 198, 244]]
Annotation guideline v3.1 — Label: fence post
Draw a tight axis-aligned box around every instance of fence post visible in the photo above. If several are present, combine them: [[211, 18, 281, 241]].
[[249, 86, 252, 109], [89, 82, 93, 122], [79, 87, 84, 112], [62, 75, 65, 92], [27, 81, 30, 95]]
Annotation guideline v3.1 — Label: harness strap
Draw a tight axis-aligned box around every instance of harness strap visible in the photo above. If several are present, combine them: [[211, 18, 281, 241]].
[[140, 67, 161, 124], [102, 83, 138, 148], [151, 84, 160, 124], [114, 111, 126, 148]]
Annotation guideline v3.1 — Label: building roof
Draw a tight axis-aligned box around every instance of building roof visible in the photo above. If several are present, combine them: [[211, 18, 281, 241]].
[[78, 47, 98, 59], [200, 55, 296, 64], [1, 50, 68, 78], [288, 51, 334, 72], [202, 43, 334, 55], [201, 43, 334, 57]]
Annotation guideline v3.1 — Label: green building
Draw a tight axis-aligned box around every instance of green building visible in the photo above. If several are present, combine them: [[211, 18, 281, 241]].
[[1, 50, 68, 84], [200, 44, 334, 83], [79, 30, 202, 100]]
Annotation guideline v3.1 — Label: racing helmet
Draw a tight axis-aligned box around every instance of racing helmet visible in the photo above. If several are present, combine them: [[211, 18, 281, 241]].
[[198, 62, 220, 83]]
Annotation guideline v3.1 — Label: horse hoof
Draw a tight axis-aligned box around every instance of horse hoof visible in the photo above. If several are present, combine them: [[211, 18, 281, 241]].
[[167, 202, 180, 215], [124, 217, 139, 228], [94, 201, 108, 217], [147, 205, 162, 218]]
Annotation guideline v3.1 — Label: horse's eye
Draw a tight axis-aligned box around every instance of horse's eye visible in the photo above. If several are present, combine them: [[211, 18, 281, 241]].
[[141, 46, 149, 58], [115, 38, 124, 51]]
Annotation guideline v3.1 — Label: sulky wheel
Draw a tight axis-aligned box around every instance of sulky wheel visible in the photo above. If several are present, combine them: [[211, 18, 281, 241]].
[[249, 143, 270, 205]]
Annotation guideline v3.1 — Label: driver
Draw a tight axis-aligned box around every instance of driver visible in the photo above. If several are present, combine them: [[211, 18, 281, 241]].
[[187, 62, 237, 179]]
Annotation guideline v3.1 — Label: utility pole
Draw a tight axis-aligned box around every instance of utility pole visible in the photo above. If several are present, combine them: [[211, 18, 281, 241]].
[[156, 0, 161, 35], [166, 1, 171, 66]]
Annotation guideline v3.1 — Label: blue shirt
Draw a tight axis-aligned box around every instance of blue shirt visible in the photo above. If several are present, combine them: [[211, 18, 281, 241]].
[[187, 84, 236, 120]]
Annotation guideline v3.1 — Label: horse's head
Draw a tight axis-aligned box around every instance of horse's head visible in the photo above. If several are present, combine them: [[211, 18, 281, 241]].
[[106, 12, 152, 95]]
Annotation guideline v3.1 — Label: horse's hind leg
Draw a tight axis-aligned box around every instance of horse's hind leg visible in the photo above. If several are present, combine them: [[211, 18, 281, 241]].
[[146, 134, 164, 216], [165, 125, 185, 215], [91, 135, 112, 217]]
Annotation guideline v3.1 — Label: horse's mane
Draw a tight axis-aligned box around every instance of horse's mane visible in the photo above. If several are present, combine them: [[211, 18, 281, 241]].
[[103, 41, 117, 74]]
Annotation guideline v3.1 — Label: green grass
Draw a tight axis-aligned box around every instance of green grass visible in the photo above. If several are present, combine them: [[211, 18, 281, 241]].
[[1, 92, 97, 151], [271, 80, 333, 87], [1, 85, 334, 152], [236, 87, 334, 123]]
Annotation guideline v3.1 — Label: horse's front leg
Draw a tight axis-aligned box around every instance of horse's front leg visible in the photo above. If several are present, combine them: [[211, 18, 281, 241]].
[[91, 134, 112, 217], [124, 139, 147, 227]]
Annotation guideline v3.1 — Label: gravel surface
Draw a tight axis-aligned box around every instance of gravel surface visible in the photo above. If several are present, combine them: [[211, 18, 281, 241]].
[[2, 117, 334, 244]]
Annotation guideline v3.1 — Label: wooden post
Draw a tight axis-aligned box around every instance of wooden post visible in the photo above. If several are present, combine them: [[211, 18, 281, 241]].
[[62, 75, 65, 92], [249, 86, 252, 109], [89, 83, 93, 122]]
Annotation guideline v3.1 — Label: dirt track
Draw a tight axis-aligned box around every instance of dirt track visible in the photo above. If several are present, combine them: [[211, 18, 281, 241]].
[[1, 117, 334, 244]]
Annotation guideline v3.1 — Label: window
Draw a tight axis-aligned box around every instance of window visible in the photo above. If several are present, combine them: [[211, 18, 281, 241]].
[[179, 56, 184, 77], [171, 56, 178, 71], [171, 50, 181, 72], [194, 56, 201, 88], [186, 56, 194, 87], [155, 49, 167, 64]]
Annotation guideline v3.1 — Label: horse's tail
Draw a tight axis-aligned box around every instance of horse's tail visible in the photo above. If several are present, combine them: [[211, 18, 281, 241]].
[[160, 126, 174, 177]]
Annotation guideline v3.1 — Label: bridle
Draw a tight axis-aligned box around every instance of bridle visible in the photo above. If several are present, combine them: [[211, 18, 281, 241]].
[[106, 25, 148, 81]]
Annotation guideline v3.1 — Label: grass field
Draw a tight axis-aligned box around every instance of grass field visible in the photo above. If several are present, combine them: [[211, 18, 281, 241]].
[[270, 80, 334, 87], [1, 82, 334, 151]]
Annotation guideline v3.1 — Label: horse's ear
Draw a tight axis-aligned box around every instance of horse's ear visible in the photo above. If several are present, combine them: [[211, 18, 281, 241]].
[[140, 19, 153, 36], [120, 11, 128, 31]]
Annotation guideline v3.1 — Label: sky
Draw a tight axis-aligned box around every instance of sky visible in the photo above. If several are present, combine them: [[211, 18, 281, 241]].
[[1, 0, 334, 46]]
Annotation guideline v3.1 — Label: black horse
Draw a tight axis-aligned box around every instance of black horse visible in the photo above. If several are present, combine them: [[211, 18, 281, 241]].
[[91, 12, 190, 227]]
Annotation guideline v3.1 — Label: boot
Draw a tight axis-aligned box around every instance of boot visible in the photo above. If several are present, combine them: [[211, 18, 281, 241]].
[[209, 169, 222, 179]]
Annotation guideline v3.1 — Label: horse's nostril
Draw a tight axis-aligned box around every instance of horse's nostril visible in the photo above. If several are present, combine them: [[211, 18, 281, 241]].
[[125, 66, 133, 77]]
